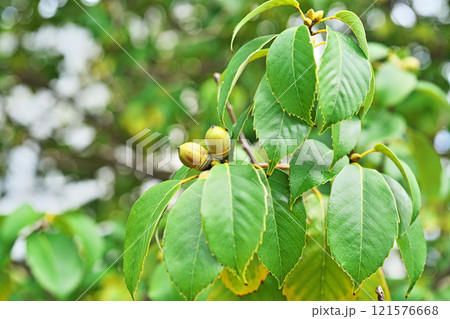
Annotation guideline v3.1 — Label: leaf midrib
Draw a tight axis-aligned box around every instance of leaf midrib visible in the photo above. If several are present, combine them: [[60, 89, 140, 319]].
[[271, 187, 285, 281], [225, 164, 239, 275], [291, 28, 304, 111], [188, 215, 203, 300], [357, 165, 363, 284], [328, 31, 344, 120]]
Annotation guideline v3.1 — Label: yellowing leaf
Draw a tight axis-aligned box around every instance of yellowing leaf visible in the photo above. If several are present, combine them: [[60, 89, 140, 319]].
[[220, 255, 268, 296]]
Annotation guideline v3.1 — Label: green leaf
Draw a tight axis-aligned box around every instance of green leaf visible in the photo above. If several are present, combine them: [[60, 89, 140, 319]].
[[253, 75, 311, 175], [148, 263, 185, 301], [357, 111, 407, 149], [123, 180, 182, 298], [318, 27, 371, 132], [284, 244, 354, 300], [172, 165, 199, 180], [229, 105, 253, 161], [283, 193, 354, 301], [397, 217, 427, 298], [414, 80, 449, 107], [218, 35, 277, 127], [220, 254, 268, 296], [258, 169, 306, 287], [56, 213, 104, 269], [202, 164, 267, 278], [373, 143, 422, 225], [327, 165, 398, 289], [267, 25, 316, 124], [368, 42, 389, 62], [331, 117, 361, 170], [230, 0, 299, 52], [172, 166, 200, 191], [334, 11, 369, 58], [249, 48, 269, 62], [396, 81, 449, 137], [375, 62, 417, 107], [409, 130, 442, 199], [358, 65, 375, 119], [289, 139, 348, 205], [231, 105, 253, 140], [303, 192, 328, 240], [163, 180, 222, 301], [26, 232, 84, 299], [382, 174, 412, 236], [0, 205, 42, 267]]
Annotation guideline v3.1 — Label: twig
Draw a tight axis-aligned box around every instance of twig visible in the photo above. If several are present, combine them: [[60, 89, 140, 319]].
[[213, 73, 258, 164], [181, 174, 200, 184], [297, 7, 307, 22], [312, 29, 327, 35], [360, 149, 376, 159], [257, 163, 290, 170], [318, 16, 335, 23], [314, 41, 327, 48]]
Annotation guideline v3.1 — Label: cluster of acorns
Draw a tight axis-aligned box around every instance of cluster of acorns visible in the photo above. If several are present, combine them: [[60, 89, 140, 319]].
[[303, 8, 324, 26], [178, 125, 231, 172]]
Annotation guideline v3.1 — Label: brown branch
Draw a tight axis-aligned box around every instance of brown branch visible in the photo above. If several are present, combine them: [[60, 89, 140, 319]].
[[213, 73, 257, 164]]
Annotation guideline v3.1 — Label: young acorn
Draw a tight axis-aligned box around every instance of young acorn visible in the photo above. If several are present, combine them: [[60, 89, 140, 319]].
[[205, 125, 230, 160], [178, 142, 213, 171], [305, 9, 323, 24], [306, 8, 315, 20]]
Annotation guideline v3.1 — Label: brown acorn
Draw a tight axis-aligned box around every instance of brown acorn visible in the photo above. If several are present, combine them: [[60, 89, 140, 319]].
[[205, 125, 230, 160], [178, 142, 213, 171]]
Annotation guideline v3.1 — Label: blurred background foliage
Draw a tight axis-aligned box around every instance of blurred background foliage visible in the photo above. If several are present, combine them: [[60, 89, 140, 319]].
[[0, 0, 448, 300]]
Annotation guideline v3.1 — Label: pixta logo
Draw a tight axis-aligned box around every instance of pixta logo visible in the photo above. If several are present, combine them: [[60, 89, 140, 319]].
[[125, 129, 171, 175]]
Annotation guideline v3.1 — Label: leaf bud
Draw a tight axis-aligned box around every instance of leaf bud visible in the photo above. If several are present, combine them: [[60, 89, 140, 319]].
[[350, 153, 361, 162]]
